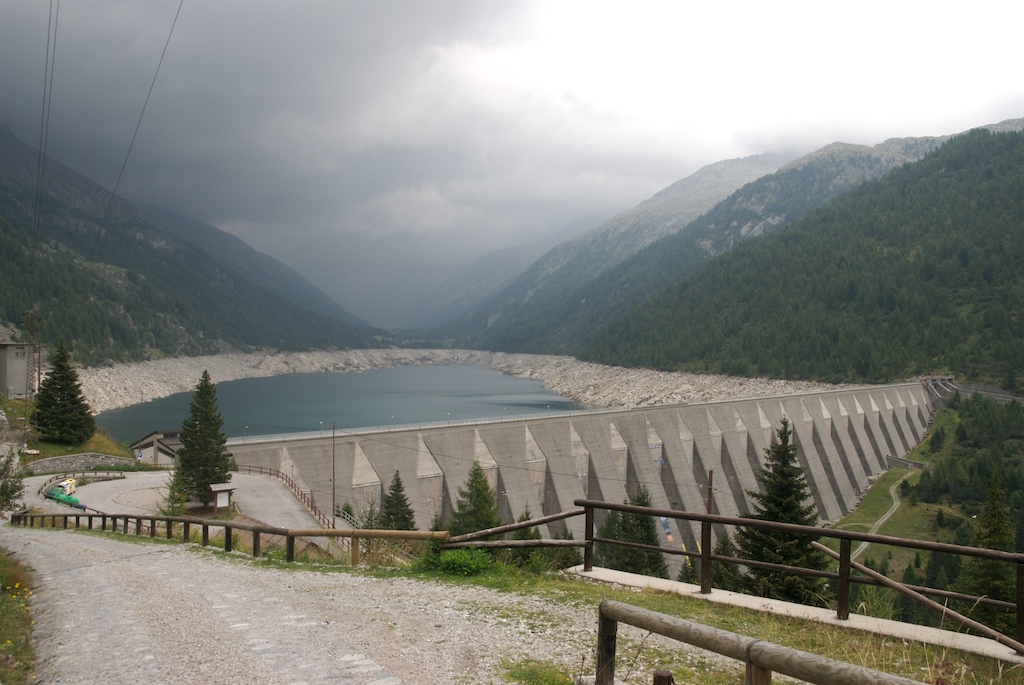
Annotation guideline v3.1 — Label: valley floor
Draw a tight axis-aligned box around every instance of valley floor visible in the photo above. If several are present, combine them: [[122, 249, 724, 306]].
[[78, 348, 845, 415]]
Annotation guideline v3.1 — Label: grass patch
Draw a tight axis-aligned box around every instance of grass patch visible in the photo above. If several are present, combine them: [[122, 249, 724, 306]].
[[502, 658, 576, 685], [0, 547, 33, 685]]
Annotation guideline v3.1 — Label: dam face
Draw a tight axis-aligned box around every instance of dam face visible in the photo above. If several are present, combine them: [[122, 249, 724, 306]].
[[228, 382, 935, 552]]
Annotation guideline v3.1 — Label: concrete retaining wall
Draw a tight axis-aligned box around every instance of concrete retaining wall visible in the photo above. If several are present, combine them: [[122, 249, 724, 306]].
[[229, 382, 934, 553]]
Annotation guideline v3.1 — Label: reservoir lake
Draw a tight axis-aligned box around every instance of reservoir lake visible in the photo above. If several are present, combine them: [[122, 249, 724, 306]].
[[96, 364, 585, 444]]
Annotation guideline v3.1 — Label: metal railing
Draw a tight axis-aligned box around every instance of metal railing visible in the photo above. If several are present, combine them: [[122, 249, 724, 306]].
[[233, 464, 334, 528], [595, 600, 927, 685]]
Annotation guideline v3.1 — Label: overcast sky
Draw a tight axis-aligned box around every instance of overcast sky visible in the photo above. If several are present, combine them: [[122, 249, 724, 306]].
[[3, 1, 1023, 327]]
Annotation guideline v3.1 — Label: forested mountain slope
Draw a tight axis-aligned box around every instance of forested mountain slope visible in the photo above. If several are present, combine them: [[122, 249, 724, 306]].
[[481, 138, 949, 353], [0, 125, 383, 364], [581, 129, 1024, 387], [432, 152, 795, 345], [135, 203, 369, 327]]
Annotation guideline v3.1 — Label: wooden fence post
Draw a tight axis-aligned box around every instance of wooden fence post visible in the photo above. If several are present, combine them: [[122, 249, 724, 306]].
[[700, 520, 712, 594], [351, 535, 360, 566], [202, 524, 210, 547], [745, 661, 772, 685], [224, 526, 233, 552], [183, 521, 191, 542], [584, 506, 594, 571], [595, 609, 617, 685], [1017, 562, 1024, 645], [286, 535, 295, 562], [149, 518, 157, 538], [252, 530, 261, 558], [652, 669, 674, 684], [837, 538, 851, 620]]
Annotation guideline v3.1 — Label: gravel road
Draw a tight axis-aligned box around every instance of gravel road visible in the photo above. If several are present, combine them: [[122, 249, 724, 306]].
[[0, 525, 679, 685]]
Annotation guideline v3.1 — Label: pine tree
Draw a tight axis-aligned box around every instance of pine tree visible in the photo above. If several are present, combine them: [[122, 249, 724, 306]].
[[594, 485, 668, 579], [506, 507, 543, 567], [381, 470, 416, 530], [169, 371, 230, 507], [35, 339, 95, 445], [711, 532, 745, 592], [448, 461, 502, 537], [735, 417, 831, 606], [956, 478, 1016, 634]]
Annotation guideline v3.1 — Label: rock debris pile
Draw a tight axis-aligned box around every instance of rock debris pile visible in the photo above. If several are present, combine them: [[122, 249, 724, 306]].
[[78, 349, 846, 415]]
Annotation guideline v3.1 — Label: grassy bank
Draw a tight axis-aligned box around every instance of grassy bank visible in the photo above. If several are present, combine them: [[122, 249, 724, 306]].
[[0, 546, 33, 685]]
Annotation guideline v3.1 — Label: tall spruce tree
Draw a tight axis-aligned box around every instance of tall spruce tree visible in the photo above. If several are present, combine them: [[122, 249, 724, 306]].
[[735, 417, 830, 606], [170, 371, 230, 507], [381, 470, 416, 530], [594, 485, 668, 578], [956, 478, 1016, 635], [35, 339, 95, 445], [448, 461, 502, 537]]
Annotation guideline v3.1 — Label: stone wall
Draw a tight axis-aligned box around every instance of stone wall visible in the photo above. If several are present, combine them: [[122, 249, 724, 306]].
[[22, 453, 137, 475]]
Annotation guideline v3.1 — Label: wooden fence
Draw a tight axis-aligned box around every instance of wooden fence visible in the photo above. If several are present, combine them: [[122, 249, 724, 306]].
[[595, 599, 928, 685], [438, 498, 1024, 654], [9, 511, 447, 563], [14, 495, 1024, 654]]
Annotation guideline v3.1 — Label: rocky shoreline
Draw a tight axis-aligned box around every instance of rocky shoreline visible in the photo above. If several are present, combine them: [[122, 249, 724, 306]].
[[78, 349, 847, 415]]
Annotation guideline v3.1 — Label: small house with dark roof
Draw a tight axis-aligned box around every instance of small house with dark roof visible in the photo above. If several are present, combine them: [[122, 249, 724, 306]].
[[130, 429, 183, 467]]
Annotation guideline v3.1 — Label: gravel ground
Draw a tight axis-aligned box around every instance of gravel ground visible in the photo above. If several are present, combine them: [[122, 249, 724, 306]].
[[0, 525, 694, 685]]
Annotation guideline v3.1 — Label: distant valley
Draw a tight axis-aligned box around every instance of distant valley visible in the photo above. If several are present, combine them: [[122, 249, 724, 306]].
[[2, 117, 1023, 392]]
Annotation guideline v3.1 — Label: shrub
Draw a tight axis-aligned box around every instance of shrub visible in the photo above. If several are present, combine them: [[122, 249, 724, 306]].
[[438, 547, 492, 576]]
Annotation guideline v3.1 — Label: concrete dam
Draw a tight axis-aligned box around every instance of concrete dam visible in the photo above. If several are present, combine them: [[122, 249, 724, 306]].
[[228, 381, 938, 553]]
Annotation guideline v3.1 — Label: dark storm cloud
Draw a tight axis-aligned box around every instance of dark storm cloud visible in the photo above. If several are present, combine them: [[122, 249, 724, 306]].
[[2, 1, 1023, 327]]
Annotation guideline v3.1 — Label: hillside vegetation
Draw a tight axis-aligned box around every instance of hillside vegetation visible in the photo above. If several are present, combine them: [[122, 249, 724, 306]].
[[477, 139, 945, 354], [582, 129, 1024, 387], [0, 126, 383, 364]]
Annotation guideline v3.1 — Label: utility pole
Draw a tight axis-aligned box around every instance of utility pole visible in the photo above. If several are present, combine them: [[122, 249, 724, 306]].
[[332, 421, 337, 528], [22, 311, 40, 447]]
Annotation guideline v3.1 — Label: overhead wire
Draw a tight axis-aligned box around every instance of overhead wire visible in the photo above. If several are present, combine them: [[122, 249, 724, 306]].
[[29, 0, 60, 269], [91, 0, 185, 256]]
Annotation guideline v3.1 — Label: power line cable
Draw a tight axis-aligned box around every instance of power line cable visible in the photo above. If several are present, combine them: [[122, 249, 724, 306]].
[[93, 0, 184, 251], [30, 0, 60, 269]]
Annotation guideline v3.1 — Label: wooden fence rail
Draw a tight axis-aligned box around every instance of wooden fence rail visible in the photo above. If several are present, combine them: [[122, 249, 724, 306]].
[[575, 498, 1024, 651], [595, 600, 928, 685], [9, 512, 448, 564]]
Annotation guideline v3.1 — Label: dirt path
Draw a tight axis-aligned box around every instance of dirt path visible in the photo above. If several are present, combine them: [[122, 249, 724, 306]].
[[0, 525, 630, 684], [850, 472, 912, 562]]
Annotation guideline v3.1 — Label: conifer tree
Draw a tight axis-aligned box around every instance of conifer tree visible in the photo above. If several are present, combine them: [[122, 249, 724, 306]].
[[381, 470, 416, 530], [594, 485, 668, 578], [448, 461, 502, 537], [507, 507, 543, 567], [169, 371, 230, 507], [735, 417, 830, 606], [956, 478, 1016, 634], [711, 532, 745, 592], [35, 339, 95, 445]]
